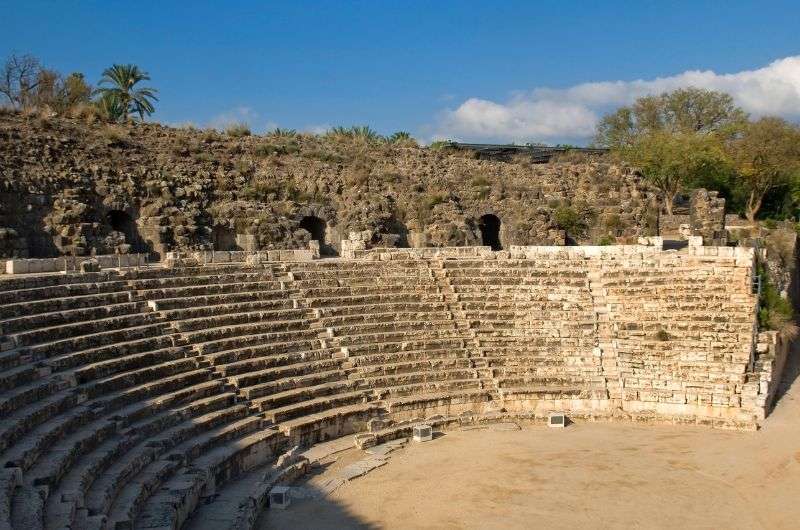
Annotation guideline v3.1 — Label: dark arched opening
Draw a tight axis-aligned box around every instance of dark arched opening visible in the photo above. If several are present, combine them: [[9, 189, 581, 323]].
[[107, 210, 131, 233], [479, 214, 502, 251], [106, 210, 146, 253], [386, 218, 410, 248], [299, 215, 335, 256], [212, 225, 240, 251]]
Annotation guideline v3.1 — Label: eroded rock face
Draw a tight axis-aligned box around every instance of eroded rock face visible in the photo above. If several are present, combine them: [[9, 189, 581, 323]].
[[0, 112, 660, 258]]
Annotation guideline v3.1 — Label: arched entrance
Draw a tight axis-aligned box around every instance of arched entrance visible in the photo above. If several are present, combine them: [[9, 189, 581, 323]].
[[299, 215, 335, 256], [212, 225, 240, 251], [107, 210, 132, 233], [479, 214, 502, 251], [106, 210, 145, 253]]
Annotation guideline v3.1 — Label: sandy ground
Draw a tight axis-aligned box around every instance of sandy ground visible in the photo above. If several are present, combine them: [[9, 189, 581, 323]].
[[263, 354, 800, 530]]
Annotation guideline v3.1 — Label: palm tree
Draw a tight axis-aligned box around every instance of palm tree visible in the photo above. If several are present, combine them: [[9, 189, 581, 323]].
[[95, 91, 126, 122], [97, 64, 158, 121]]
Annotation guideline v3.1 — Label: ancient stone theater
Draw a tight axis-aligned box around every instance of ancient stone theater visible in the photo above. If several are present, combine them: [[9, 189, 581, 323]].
[[0, 115, 794, 529]]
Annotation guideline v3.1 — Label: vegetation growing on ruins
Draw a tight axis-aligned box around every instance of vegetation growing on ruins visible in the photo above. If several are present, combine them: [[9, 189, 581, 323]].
[[0, 54, 158, 124], [224, 122, 252, 137], [758, 264, 796, 336], [597, 87, 800, 222]]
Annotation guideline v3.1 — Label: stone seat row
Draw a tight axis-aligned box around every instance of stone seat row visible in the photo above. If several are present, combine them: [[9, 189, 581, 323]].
[[99, 404, 273, 530], [0, 364, 212, 461], [314, 300, 451, 318], [170, 307, 311, 334], [305, 292, 447, 309], [4, 369, 269, 530], [132, 279, 289, 302], [0, 280, 131, 307], [1, 300, 147, 337], [443, 273, 589, 285], [297, 284, 440, 300], [50, 382, 237, 527], [0, 291, 135, 321], [0, 345, 189, 429], [289, 269, 437, 283], [147, 288, 292, 312], [0, 262, 482, 524], [10, 311, 162, 349], [125, 270, 277, 291], [0, 271, 123, 294]]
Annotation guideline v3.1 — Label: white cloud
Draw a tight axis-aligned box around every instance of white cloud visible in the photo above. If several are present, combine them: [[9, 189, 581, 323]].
[[435, 55, 800, 144]]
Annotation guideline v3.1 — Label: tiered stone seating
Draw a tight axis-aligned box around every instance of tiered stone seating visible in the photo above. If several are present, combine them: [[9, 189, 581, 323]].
[[282, 261, 490, 422], [0, 249, 763, 530], [0, 265, 294, 530], [439, 259, 607, 411], [598, 258, 757, 419]]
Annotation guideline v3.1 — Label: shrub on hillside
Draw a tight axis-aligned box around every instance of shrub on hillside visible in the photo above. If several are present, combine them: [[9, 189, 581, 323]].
[[553, 205, 582, 233], [224, 122, 251, 137]]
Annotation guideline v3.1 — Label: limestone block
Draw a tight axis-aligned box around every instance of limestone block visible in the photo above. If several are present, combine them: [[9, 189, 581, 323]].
[[236, 233, 259, 252], [308, 239, 321, 259], [354, 433, 377, 449], [6, 259, 29, 274], [213, 251, 231, 263], [79, 259, 100, 273], [26, 259, 42, 273], [367, 418, 385, 433]]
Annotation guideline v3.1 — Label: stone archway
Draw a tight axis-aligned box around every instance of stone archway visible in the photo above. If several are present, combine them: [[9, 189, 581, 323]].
[[106, 210, 146, 253], [212, 225, 240, 251], [479, 214, 502, 251], [299, 215, 336, 256]]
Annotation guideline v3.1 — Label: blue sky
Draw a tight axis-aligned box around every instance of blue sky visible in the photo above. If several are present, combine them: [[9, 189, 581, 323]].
[[2, 1, 800, 144]]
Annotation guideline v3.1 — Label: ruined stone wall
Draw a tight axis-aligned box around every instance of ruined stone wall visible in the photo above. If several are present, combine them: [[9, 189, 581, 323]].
[[689, 188, 727, 243], [742, 331, 790, 420], [0, 113, 659, 259]]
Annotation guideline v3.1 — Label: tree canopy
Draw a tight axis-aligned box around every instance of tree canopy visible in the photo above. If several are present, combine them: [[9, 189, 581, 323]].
[[620, 131, 730, 215], [597, 87, 800, 221], [594, 87, 748, 149], [723, 117, 800, 221], [97, 64, 158, 121]]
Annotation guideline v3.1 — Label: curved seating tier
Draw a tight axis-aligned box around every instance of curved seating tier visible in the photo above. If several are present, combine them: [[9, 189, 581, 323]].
[[0, 251, 760, 529]]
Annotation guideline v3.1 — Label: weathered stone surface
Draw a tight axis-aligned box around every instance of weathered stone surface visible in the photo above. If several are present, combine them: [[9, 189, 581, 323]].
[[0, 113, 663, 260], [0, 244, 784, 530]]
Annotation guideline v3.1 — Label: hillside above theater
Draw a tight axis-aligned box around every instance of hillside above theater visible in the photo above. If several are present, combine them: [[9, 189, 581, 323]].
[[0, 111, 657, 258]]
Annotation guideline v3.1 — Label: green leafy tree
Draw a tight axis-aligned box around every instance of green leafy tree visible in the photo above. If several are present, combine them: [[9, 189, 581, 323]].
[[60, 73, 93, 109], [595, 87, 747, 148], [33, 70, 93, 113], [724, 117, 800, 222], [96, 64, 158, 121], [621, 131, 730, 215]]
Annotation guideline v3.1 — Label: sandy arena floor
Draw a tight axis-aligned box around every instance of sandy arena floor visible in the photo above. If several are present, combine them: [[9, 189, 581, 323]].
[[262, 355, 800, 530]]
